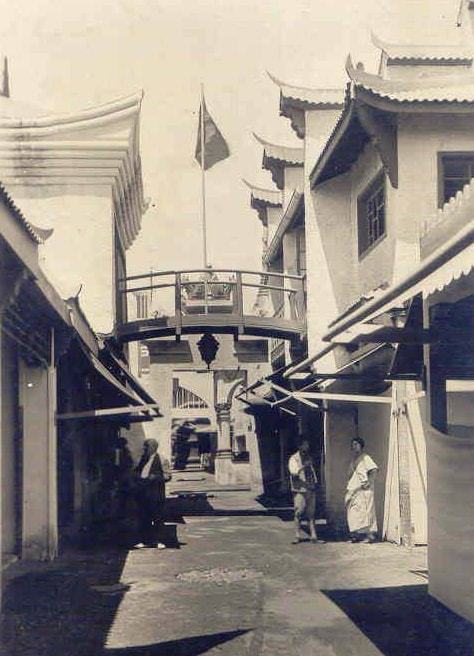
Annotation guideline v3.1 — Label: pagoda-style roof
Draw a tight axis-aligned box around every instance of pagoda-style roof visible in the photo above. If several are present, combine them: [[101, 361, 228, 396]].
[[310, 53, 474, 190], [253, 133, 304, 190], [0, 91, 146, 250], [267, 72, 344, 138], [242, 179, 282, 225], [346, 54, 474, 104], [371, 32, 474, 63]]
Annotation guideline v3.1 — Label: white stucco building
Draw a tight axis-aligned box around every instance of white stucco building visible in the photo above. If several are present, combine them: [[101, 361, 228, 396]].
[[246, 5, 474, 622]]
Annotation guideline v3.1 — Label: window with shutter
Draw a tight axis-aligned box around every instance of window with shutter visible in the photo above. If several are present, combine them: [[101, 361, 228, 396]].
[[440, 153, 474, 207], [357, 173, 386, 258]]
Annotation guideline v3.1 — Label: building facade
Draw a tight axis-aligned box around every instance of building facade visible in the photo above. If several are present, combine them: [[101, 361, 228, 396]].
[[0, 73, 151, 586], [246, 7, 474, 621]]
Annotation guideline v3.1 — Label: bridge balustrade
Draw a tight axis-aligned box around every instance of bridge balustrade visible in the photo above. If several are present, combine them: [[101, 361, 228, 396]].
[[117, 268, 306, 342]]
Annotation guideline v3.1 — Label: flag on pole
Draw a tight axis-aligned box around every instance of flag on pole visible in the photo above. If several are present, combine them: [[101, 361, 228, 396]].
[[195, 97, 230, 170]]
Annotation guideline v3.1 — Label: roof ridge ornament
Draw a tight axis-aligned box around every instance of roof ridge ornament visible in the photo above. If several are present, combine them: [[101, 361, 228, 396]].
[[266, 70, 340, 95], [252, 132, 270, 147]]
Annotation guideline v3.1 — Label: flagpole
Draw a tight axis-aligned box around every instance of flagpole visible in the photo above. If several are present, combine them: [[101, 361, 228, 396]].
[[200, 83, 208, 268]]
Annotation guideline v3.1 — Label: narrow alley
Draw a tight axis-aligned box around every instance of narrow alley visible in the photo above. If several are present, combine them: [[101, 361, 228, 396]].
[[2, 473, 473, 656]]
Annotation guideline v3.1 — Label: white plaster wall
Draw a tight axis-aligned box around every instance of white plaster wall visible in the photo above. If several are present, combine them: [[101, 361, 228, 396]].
[[304, 109, 348, 360], [8, 186, 115, 334], [357, 398, 392, 539], [305, 113, 474, 359], [448, 391, 474, 437], [324, 406, 358, 533], [19, 361, 57, 560], [306, 174, 353, 353], [125, 367, 174, 463], [426, 426, 474, 622], [305, 110, 343, 179], [349, 144, 395, 294], [406, 391, 428, 544], [397, 113, 474, 277]]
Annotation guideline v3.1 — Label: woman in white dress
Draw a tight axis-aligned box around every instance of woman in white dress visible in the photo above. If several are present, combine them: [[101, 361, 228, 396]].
[[345, 437, 378, 543]]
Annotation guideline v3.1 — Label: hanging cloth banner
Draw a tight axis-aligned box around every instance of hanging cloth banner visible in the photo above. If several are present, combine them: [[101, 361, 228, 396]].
[[195, 97, 230, 171]]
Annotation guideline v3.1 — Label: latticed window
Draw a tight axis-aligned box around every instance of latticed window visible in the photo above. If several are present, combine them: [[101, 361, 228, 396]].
[[441, 154, 474, 206], [358, 174, 386, 257]]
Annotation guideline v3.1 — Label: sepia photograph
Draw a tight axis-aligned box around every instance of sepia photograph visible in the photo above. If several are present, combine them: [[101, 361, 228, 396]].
[[0, 0, 473, 654]]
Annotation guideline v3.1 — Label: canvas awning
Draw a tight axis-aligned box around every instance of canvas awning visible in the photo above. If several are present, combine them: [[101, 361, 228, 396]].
[[325, 223, 474, 344], [287, 222, 474, 377], [56, 344, 162, 422], [106, 349, 158, 409]]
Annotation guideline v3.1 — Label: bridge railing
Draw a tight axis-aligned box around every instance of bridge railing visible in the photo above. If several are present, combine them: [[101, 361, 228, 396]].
[[119, 268, 306, 326]]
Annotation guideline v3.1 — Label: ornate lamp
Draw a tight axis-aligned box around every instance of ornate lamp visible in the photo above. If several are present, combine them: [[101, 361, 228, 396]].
[[197, 333, 220, 369]]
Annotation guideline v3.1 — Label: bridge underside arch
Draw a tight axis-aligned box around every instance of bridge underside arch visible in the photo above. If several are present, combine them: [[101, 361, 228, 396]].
[[116, 316, 304, 344]]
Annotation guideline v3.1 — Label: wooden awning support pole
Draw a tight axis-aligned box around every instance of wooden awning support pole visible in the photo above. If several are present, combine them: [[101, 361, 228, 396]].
[[56, 402, 162, 421]]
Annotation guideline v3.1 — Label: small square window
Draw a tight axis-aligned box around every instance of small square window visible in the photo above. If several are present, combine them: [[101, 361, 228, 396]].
[[441, 153, 474, 206], [358, 174, 386, 257]]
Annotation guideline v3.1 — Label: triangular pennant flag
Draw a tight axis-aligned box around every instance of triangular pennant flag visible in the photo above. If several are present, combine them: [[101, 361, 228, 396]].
[[195, 97, 230, 171]]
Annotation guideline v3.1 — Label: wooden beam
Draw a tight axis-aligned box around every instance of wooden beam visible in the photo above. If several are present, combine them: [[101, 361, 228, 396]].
[[394, 382, 413, 548], [295, 392, 392, 404], [175, 272, 182, 337], [56, 402, 162, 421], [331, 327, 434, 345], [290, 395, 322, 411]]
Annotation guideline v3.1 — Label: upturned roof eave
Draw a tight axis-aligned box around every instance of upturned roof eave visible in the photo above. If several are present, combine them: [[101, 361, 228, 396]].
[[310, 59, 474, 188], [0, 90, 144, 131], [371, 31, 474, 63]]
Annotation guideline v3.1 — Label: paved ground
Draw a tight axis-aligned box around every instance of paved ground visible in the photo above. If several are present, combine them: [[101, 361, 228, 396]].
[[2, 472, 474, 656]]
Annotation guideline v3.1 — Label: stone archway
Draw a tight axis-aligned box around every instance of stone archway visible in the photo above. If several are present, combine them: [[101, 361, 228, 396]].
[[213, 371, 247, 484]]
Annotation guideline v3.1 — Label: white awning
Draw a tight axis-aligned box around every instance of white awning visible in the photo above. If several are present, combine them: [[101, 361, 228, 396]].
[[325, 222, 474, 343]]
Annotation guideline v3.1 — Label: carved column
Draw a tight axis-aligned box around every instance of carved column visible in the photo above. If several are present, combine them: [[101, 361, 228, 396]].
[[214, 401, 233, 484]]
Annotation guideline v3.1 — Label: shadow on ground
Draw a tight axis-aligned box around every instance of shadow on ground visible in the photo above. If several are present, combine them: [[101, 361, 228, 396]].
[[323, 584, 474, 656], [106, 629, 251, 655], [165, 494, 294, 522], [1, 550, 129, 656]]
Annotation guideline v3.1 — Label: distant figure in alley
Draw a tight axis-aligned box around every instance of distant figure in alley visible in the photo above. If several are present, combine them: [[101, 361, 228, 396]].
[[345, 437, 378, 543], [114, 436, 134, 519], [289, 440, 324, 545], [134, 438, 171, 549]]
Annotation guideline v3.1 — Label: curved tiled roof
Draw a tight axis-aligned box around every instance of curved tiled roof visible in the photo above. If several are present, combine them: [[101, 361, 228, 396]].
[[242, 179, 282, 206], [253, 133, 304, 165], [346, 54, 474, 104], [267, 71, 345, 107], [253, 133, 304, 190], [0, 183, 51, 244], [371, 32, 474, 62], [0, 91, 146, 251]]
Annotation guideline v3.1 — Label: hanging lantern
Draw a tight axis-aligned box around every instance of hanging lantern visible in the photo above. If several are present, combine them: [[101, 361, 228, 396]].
[[197, 333, 219, 369]]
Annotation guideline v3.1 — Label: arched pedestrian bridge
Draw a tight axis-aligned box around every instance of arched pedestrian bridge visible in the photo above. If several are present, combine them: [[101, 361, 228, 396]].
[[116, 268, 306, 343]]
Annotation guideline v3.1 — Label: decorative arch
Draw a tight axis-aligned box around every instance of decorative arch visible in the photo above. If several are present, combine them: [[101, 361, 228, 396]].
[[173, 382, 209, 410]]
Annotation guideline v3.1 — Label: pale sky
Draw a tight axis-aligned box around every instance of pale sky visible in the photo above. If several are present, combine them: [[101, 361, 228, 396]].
[[0, 0, 463, 275]]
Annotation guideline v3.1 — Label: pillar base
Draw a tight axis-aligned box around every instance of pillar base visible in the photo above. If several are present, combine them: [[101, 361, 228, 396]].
[[214, 449, 233, 485]]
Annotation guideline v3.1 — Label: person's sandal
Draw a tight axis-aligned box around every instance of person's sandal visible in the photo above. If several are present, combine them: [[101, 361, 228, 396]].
[[291, 538, 304, 545]]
